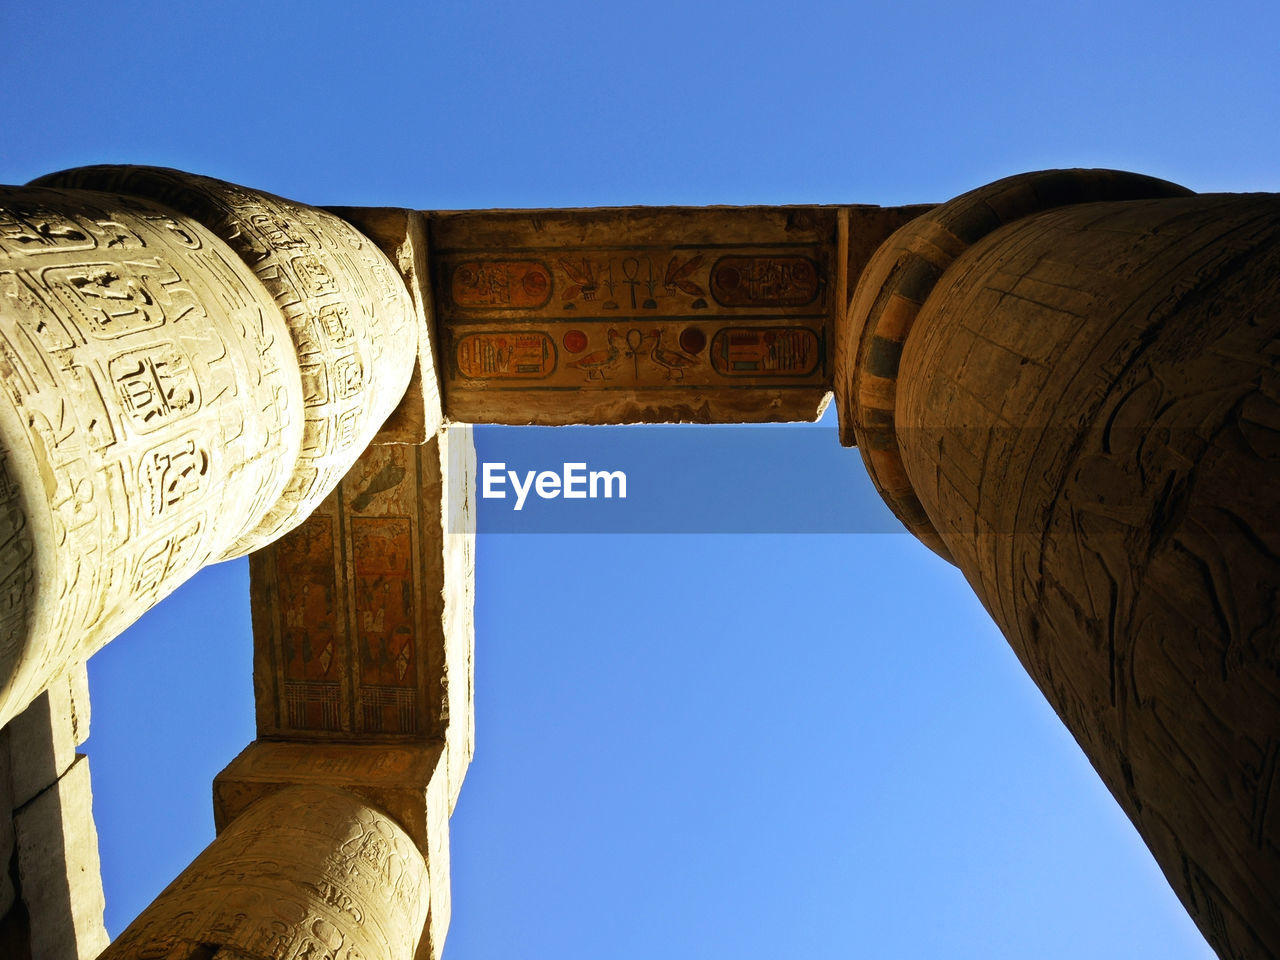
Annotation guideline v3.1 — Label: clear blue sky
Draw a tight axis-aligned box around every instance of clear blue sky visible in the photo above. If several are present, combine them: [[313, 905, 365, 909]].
[[5, 1, 1276, 956]]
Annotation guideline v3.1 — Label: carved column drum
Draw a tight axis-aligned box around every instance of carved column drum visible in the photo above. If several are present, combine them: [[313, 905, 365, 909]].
[[0, 185, 305, 730], [32, 166, 419, 557], [100, 785, 430, 960], [0, 168, 420, 729]]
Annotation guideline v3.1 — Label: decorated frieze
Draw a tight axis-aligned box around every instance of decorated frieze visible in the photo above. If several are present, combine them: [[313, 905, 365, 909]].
[[248, 427, 475, 809], [429, 206, 840, 423]]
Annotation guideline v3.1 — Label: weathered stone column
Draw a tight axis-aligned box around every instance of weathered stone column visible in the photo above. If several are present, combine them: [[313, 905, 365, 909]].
[[0, 169, 418, 729], [841, 170, 1280, 959], [98, 784, 430, 960]]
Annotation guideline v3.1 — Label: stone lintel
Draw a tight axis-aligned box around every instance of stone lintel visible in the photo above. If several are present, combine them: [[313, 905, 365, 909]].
[[13, 754, 108, 960], [212, 740, 452, 958], [328, 206, 444, 445], [248, 427, 475, 809], [428, 205, 845, 423]]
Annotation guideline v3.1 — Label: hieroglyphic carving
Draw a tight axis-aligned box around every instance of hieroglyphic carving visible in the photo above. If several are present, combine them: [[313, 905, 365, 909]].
[[455, 331, 556, 379], [0, 185, 303, 728], [250, 427, 475, 795], [276, 515, 343, 733], [323, 206, 443, 446], [102, 785, 429, 960], [709, 327, 821, 376], [708, 255, 820, 307], [31, 167, 418, 555], [837, 169, 1193, 558], [212, 744, 454, 960], [431, 207, 839, 423], [451, 260, 552, 308], [892, 189, 1280, 960]]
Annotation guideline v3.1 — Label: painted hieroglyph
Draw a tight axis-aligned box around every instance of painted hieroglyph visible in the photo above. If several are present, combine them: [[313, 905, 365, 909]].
[[431, 207, 839, 423]]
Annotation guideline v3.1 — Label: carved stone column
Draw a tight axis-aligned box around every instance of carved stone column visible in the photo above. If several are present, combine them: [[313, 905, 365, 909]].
[[842, 170, 1280, 959], [0, 170, 418, 729], [31, 167, 420, 556], [98, 784, 430, 960]]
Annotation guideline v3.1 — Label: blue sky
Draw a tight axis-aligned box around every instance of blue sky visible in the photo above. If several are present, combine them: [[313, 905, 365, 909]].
[[5, 1, 1276, 956]]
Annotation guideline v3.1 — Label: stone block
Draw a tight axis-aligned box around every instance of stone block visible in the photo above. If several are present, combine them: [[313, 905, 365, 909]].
[[7, 663, 90, 810], [429, 205, 840, 424], [13, 754, 108, 960], [248, 426, 476, 810]]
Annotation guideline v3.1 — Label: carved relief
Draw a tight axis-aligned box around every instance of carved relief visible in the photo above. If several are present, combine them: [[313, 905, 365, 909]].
[[451, 260, 552, 308], [32, 166, 418, 556], [0, 185, 304, 728], [709, 327, 821, 376], [431, 207, 836, 423], [894, 192, 1280, 960], [455, 331, 555, 379], [250, 428, 475, 749], [709, 255, 820, 306], [101, 785, 429, 960]]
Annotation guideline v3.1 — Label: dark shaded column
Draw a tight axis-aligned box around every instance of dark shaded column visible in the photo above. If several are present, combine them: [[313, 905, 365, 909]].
[[842, 170, 1280, 960]]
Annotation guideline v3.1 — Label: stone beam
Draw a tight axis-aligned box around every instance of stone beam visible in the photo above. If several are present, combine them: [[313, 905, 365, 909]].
[[426, 203, 928, 424], [241, 426, 475, 804]]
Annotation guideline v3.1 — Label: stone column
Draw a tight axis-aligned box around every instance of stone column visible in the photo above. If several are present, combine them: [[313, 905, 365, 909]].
[[98, 784, 430, 960], [841, 170, 1280, 959], [0, 169, 418, 729]]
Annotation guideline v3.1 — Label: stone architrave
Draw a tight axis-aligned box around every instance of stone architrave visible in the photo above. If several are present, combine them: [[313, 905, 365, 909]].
[[101, 784, 430, 960], [431, 205, 927, 424], [246, 424, 476, 810], [843, 171, 1280, 960], [13, 755, 108, 960]]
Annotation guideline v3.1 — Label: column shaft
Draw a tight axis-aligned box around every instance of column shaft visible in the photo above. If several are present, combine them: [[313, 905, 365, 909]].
[[866, 181, 1280, 959], [100, 785, 429, 960], [0, 185, 303, 729]]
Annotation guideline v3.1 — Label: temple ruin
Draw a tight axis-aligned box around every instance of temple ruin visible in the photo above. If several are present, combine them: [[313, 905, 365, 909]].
[[0, 165, 1274, 960]]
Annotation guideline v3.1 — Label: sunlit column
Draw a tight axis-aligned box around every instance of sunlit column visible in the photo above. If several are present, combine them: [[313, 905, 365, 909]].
[[0, 168, 418, 729], [99, 785, 430, 960]]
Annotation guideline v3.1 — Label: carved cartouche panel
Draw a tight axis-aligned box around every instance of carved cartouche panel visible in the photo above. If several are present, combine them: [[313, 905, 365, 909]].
[[248, 428, 475, 809], [431, 206, 838, 424]]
